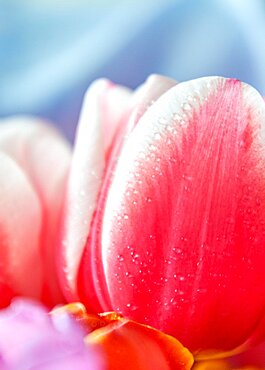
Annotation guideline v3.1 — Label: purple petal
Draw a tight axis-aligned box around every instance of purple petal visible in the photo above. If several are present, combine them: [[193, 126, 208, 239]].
[[0, 299, 104, 370]]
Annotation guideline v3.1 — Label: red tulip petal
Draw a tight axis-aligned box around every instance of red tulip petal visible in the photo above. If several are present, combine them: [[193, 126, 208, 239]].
[[238, 306, 265, 353], [0, 282, 13, 308], [0, 117, 71, 305], [60, 80, 131, 301], [95, 77, 265, 353], [86, 318, 193, 370], [231, 341, 265, 368], [78, 75, 177, 311], [0, 153, 42, 305]]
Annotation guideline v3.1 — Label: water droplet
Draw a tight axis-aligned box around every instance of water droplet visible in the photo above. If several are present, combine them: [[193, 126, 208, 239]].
[[118, 255, 124, 262], [173, 113, 182, 121], [182, 102, 191, 111], [196, 288, 207, 294], [158, 117, 167, 125], [154, 132, 161, 140]]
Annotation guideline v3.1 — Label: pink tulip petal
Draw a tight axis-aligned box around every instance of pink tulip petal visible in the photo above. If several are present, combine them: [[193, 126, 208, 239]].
[[60, 80, 131, 301], [78, 75, 177, 311], [0, 117, 71, 305], [102, 83, 132, 156], [0, 153, 42, 303], [91, 77, 265, 353], [130, 74, 177, 125]]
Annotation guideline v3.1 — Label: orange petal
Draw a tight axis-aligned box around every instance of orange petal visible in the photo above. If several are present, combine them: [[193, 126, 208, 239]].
[[53, 303, 193, 370], [236, 368, 265, 370], [52, 303, 123, 334], [193, 360, 265, 370], [193, 360, 231, 369], [86, 316, 193, 370]]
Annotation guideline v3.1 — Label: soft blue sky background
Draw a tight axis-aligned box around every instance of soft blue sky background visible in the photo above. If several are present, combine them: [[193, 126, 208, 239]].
[[0, 0, 265, 139]]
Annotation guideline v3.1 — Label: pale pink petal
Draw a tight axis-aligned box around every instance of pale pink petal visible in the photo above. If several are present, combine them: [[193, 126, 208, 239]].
[[60, 79, 132, 300], [86, 77, 265, 353], [0, 152, 42, 303], [102, 83, 132, 155], [77, 75, 177, 311], [129, 74, 177, 127], [0, 117, 71, 305]]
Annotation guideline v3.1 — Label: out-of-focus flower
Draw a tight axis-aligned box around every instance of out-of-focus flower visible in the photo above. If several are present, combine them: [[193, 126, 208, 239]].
[[59, 75, 265, 359], [0, 117, 71, 307], [0, 299, 103, 370]]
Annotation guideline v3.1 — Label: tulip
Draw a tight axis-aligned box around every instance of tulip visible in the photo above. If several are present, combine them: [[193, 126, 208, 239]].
[[0, 299, 103, 369], [60, 75, 265, 358], [0, 117, 71, 307]]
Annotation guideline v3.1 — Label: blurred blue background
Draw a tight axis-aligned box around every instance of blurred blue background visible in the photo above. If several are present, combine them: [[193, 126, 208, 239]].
[[0, 0, 265, 140]]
